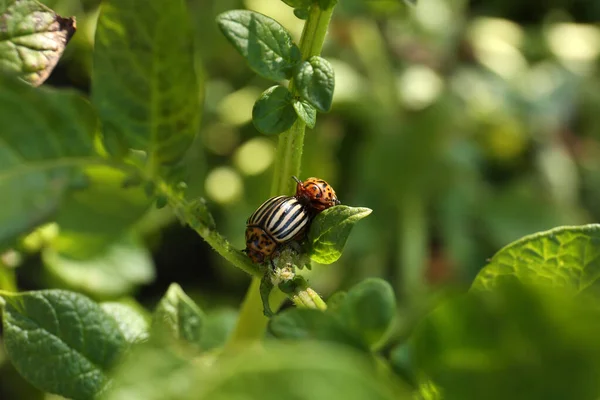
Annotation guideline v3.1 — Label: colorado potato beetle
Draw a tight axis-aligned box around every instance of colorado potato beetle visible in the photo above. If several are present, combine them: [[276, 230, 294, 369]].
[[244, 195, 311, 264], [293, 176, 340, 213]]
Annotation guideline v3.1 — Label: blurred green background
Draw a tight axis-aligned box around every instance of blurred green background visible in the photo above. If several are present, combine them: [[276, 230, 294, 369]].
[[2, 0, 600, 397]]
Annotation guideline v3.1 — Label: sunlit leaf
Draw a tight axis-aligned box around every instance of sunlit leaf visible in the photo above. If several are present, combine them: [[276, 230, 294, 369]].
[[216, 10, 301, 82], [0, 0, 76, 86], [308, 206, 372, 264]]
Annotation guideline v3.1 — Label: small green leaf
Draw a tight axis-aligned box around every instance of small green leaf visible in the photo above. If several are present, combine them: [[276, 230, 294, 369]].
[[472, 224, 600, 298], [308, 206, 372, 264], [281, 0, 312, 7], [0, 75, 99, 248], [0, 0, 76, 86], [43, 236, 155, 299], [293, 8, 310, 19], [101, 302, 150, 344], [216, 10, 302, 81], [294, 56, 335, 112], [152, 283, 205, 349], [252, 85, 298, 135], [293, 98, 317, 128], [269, 308, 369, 351], [335, 278, 396, 349], [0, 290, 126, 399], [92, 0, 201, 167]]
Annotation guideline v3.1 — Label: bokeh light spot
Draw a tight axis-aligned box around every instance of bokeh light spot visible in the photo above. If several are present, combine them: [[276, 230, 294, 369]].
[[234, 138, 275, 176], [205, 167, 243, 204]]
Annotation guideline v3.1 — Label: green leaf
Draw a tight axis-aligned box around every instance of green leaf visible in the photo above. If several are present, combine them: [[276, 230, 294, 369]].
[[101, 302, 150, 344], [335, 278, 396, 349], [293, 98, 317, 128], [269, 309, 369, 351], [293, 7, 310, 20], [0, 75, 99, 248], [199, 309, 238, 351], [216, 10, 302, 82], [260, 273, 275, 316], [252, 85, 298, 135], [294, 56, 335, 112], [308, 206, 372, 264], [152, 283, 205, 348], [0, 0, 76, 86], [102, 341, 410, 400], [99, 340, 197, 400], [0, 290, 126, 399], [43, 236, 155, 299], [472, 224, 600, 297], [52, 166, 152, 259], [92, 0, 201, 167], [411, 281, 600, 400]]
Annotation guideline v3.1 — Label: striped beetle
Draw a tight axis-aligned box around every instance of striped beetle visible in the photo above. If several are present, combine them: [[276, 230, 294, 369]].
[[244, 195, 311, 264]]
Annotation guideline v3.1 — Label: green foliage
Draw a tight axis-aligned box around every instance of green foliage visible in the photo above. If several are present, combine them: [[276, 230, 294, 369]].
[[0, 290, 126, 399], [152, 283, 205, 349], [0, 0, 75, 86], [102, 341, 411, 400], [43, 236, 154, 298], [410, 281, 600, 400], [252, 85, 298, 135], [101, 301, 150, 344], [293, 98, 317, 128], [309, 206, 373, 264], [473, 224, 600, 296], [92, 0, 201, 168], [333, 278, 395, 349], [270, 278, 395, 352], [0, 75, 98, 248], [216, 10, 302, 82], [294, 56, 335, 112]]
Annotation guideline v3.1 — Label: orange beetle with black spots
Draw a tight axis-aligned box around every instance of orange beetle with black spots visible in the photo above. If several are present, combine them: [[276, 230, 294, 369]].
[[293, 176, 340, 213]]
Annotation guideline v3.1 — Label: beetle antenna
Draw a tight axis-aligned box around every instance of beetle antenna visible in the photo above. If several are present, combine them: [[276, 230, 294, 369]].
[[292, 176, 302, 184]]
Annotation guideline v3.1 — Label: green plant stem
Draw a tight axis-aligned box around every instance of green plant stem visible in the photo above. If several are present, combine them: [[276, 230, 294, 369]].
[[231, 3, 336, 345], [398, 193, 428, 300]]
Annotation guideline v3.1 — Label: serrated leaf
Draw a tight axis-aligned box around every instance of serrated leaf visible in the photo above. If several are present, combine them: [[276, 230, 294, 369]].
[[152, 283, 205, 349], [252, 85, 298, 135], [472, 224, 600, 297], [92, 0, 201, 167], [0, 290, 127, 399], [101, 302, 150, 344], [269, 308, 369, 351], [308, 206, 372, 264], [216, 10, 301, 81], [0, 75, 100, 248], [293, 98, 317, 128], [335, 278, 396, 349], [411, 281, 600, 400], [0, 0, 76, 86], [294, 56, 335, 112], [43, 236, 155, 299]]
